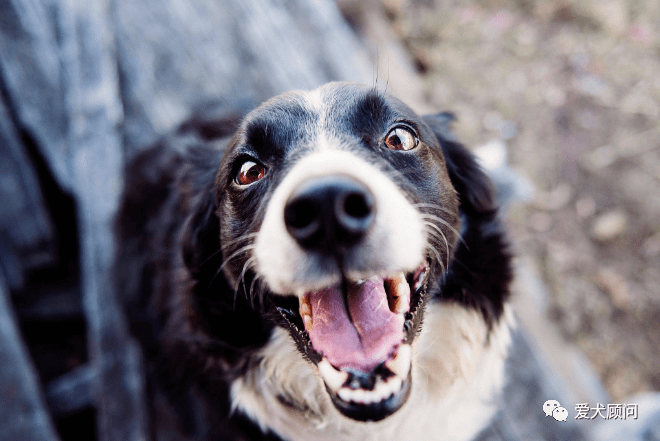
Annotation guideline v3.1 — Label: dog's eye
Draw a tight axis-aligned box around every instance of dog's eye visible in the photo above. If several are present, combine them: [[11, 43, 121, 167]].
[[236, 160, 267, 185], [385, 127, 418, 151]]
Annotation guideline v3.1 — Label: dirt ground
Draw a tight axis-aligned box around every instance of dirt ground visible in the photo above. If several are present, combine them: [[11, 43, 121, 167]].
[[361, 0, 660, 401]]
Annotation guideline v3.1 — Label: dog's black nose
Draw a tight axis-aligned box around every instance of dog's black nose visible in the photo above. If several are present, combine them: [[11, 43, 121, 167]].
[[284, 176, 375, 251]]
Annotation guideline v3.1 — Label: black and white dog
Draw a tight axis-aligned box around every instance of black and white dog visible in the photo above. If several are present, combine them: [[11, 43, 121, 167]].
[[116, 82, 513, 441]]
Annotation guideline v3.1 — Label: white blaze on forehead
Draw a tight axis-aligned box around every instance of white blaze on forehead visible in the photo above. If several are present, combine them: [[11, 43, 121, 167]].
[[254, 149, 426, 296], [299, 86, 334, 151], [301, 86, 326, 113]]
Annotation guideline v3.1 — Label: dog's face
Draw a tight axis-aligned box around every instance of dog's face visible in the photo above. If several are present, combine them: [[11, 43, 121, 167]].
[[213, 82, 461, 422]]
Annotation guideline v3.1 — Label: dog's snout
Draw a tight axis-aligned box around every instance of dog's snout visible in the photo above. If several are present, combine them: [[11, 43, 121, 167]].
[[284, 176, 375, 251]]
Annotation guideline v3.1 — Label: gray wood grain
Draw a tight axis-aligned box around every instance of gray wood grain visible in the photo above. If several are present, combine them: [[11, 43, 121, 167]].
[[113, 0, 373, 153], [63, 0, 149, 439], [0, 95, 55, 290], [0, 0, 73, 192]]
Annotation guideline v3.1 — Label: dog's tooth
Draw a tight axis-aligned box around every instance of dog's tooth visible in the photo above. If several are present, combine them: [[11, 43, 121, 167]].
[[386, 344, 412, 379], [318, 359, 348, 391], [390, 296, 401, 314], [352, 389, 367, 404], [398, 280, 410, 310], [386, 273, 410, 314], [373, 379, 389, 401], [299, 293, 311, 317], [337, 388, 352, 403], [303, 314, 313, 330], [388, 376, 403, 395]]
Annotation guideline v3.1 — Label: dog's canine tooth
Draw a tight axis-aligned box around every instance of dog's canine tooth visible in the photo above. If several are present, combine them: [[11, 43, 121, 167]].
[[385, 344, 412, 379], [318, 359, 348, 391], [386, 272, 410, 314], [300, 293, 313, 329], [299, 293, 311, 316]]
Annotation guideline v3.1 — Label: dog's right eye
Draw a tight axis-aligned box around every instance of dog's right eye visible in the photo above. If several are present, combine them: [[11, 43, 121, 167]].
[[235, 160, 267, 185]]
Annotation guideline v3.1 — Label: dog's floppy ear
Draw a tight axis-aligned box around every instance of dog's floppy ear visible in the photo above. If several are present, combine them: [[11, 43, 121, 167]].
[[423, 112, 495, 215]]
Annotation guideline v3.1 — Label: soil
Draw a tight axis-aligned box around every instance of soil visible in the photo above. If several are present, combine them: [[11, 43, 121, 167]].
[[368, 0, 660, 401]]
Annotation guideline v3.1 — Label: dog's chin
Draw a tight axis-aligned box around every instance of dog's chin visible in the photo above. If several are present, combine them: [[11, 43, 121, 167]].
[[273, 262, 430, 422]]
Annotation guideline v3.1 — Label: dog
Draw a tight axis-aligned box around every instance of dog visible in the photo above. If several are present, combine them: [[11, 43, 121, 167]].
[[116, 82, 513, 441]]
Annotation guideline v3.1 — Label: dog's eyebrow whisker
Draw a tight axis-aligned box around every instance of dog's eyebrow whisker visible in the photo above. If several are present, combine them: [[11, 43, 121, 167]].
[[419, 213, 467, 249]]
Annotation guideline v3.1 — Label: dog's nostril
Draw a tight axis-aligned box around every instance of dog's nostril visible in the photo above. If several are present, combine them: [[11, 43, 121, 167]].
[[344, 192, 372, 219], [285, 199, 316, 229], [336, 191, 374, 234]]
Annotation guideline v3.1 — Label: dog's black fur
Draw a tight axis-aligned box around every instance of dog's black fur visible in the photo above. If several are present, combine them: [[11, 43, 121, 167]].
[[116, 83, 512, 440]]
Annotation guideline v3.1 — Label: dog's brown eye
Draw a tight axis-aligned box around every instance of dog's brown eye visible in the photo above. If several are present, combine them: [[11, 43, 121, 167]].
[[385, 127, 418, 151], [236, 160, 266, 185]]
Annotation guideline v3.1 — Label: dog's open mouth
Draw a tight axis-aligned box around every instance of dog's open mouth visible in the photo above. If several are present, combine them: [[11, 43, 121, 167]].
[[275, 263, 429, 422]]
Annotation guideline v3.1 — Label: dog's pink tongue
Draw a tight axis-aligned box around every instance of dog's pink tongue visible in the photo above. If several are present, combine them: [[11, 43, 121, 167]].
[[307, 279, 404, 373]]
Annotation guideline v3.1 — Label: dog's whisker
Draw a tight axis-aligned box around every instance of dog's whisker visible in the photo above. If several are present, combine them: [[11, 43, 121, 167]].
[[235, 256, 256, 300], [415, 360, 431, 383], [425, 242, 444, 275], [221, 232, 259, 251], [201, 233, 257, 268], [218, 244, 256, 273], [423, 229, 447, 274], [423, 221, 450, 272], [249, 273, 261, 302], [413, 202, 457, 217], [420, 213, 467, 249], [210, 243, 256, 293], [199, 247, 224, 267], [416, 333, 443, 358]]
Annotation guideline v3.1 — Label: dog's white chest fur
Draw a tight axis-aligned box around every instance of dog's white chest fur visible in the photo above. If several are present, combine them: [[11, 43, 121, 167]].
[[231, 303, 513, 441]]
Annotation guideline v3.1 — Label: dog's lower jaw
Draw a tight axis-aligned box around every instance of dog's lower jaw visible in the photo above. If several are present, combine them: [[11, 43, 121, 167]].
[[230, 302, 514, 441]]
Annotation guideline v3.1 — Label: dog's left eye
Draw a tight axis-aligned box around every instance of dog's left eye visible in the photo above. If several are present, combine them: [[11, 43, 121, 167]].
[[385, 127, 418, 151], [236, 160, 267, 185]]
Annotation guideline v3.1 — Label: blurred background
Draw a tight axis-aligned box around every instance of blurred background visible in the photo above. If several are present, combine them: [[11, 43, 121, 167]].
[[340, 0, 660, 404], [0, 0, 658, 440]]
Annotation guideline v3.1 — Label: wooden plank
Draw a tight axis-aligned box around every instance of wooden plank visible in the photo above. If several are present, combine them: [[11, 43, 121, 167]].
[[0, 273, 60, 441], [113, 0, 373, 153], [59, 0, 150, 439], [45, 364, 95, 416], [0, 0, 73, 191], [0, 95, 55, 290]]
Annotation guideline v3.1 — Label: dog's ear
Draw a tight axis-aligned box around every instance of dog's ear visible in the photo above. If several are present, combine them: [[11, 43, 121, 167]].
[[423, 113, 495, 215]]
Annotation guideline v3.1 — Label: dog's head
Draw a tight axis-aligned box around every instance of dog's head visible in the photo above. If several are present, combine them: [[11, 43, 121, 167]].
[[207, 82, 495, 422]]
